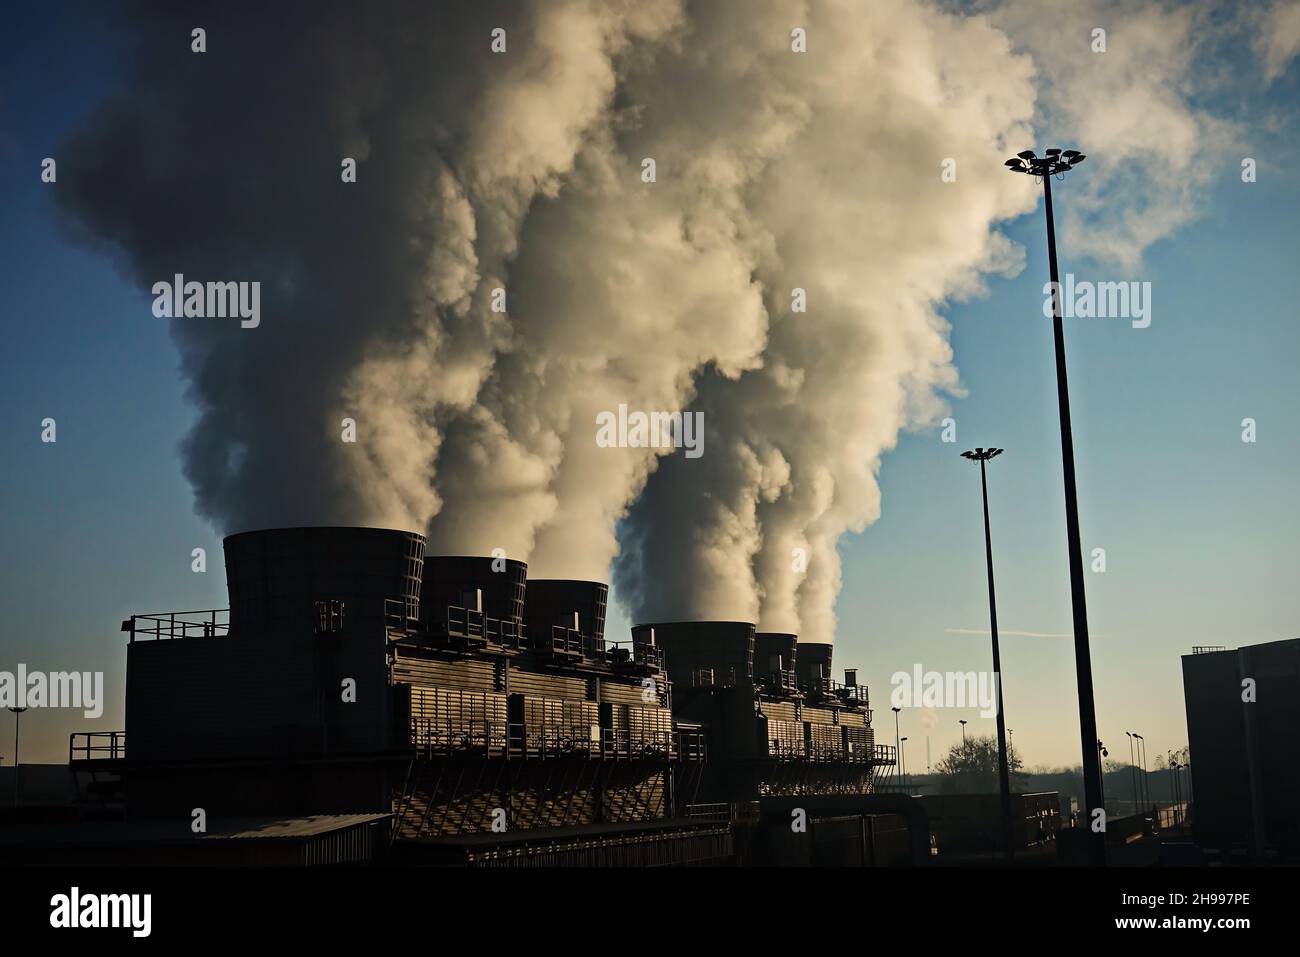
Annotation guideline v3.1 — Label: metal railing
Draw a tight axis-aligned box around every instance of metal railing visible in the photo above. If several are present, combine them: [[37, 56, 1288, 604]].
[[383, 598, 421, 632], [440, 606, 527, 648], [411, 717, 509, 755], [408, 719, 702, 762], [1192, 645, 1226, 654], [872, 744, 897, 767], [803, 675, 870, 704], [606, 640, 665, 671], [763, 737, 895, 766], [759, 669, 799, 693], [122, 609, 229, 642], [537, 624, 585, 657], [685, 802, 730, 822], [69, 731, 126, 763], [677, 729, 707, 762], [766, 737, 808, 761]]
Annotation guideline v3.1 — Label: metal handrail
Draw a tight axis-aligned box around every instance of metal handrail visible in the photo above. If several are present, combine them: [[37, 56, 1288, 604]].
[[759, 669, 799, 693], [538, 625, 585, 656], [676, 729, 707, 762], [122, 609, 229, 642], [69, 731, 126, 762], [411, 717, 508, 754], [605, 639, 665, 670], [406, 717, 700, 762], [383, 598, 420, 632], [685, 802, 730, 822]]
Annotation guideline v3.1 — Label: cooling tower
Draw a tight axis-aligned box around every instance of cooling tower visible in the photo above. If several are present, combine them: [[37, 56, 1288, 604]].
[[524, 580, 609, 642], [224, 526, 426, 634], [420, 555, 528, 630]]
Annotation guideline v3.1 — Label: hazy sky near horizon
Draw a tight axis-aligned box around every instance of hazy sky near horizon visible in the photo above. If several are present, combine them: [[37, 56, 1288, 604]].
[[2, 0, 1299, 768]]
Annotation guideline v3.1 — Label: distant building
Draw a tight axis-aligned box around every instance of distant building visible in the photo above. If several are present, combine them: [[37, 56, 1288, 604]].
[[1181, 638, 1300, 858]]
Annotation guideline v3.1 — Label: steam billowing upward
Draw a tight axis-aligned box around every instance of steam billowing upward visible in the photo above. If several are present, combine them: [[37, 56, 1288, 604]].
[[57, 0, 1230, 643]]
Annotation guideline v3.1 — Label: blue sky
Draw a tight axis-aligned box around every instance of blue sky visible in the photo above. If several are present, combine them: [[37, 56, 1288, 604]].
[[2, 3, 1297, 769]]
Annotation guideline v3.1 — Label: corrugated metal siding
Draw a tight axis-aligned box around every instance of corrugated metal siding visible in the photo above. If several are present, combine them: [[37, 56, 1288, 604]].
[[761, 701, 799, 722], [599, 678, 665, 707], [844, 726, 875, 757], [521, 695, 600, 750], [393, 654, 498, 692], [625, 705, 673, 749], [838, 708, 869, 728], [409, 687, 507, 750], [507, 668, 588, 699], [803, 706, 837, 726], [806, 722, 844, 760], [759, 716, 804, 758]]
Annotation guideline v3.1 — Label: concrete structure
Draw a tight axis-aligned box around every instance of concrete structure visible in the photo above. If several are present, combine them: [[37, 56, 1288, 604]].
[[1181, 638, 1300, 858]]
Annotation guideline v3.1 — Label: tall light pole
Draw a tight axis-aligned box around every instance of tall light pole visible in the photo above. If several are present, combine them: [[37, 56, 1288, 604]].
[[1006, 147, 1105, 866], [1126, 732, 1139, 816], [1171, 756, 1185, 829], [1135, 734, 1149, 812], [8, 707, 26, 807], [959, 719, 967, 743], [892, 706, 902, 791], [901, 737, 909, 793], [961, 446, 1014, 861]]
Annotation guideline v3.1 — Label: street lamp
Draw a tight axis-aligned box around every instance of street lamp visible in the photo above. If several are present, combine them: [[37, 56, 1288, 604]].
[[891, 706, 902, 791], [8, 707, 27, 807], [1135, 733, 1149, 812], [1126, 732, 1139, 817], [1170, 754, 1186, 829], [1006, 146, 1104, 866], [960, 446, 1014, 861], [959, 719, 967, 743]]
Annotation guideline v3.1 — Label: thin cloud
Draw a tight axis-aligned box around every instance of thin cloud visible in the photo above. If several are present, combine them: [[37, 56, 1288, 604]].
[[945, 627, 1112, 639]]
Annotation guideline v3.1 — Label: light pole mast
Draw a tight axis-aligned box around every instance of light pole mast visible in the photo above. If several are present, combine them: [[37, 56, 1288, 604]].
[[1005, 147, 1105, 866], [1135, 734, 1148, 811], [1126, 732, 1138, 815], [891, 706, 901, 791], [8, 707, 26, 807], [962, 446, 1014, 861]]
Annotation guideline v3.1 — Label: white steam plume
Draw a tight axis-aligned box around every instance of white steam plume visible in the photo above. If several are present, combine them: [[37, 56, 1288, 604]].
[[57, 0, 1239, 644]]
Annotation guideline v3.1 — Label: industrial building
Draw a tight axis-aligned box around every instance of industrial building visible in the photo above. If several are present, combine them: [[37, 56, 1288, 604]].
[[26, 525, 919, 866], [1181, 638, 1300, 859]]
